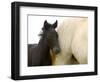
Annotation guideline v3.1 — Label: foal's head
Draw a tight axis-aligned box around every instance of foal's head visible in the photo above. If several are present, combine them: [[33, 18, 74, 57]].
[[40, 20, 60, 54]]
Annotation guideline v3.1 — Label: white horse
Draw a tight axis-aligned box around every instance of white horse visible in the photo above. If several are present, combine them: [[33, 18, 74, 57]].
[[52, 18, 88, 65]]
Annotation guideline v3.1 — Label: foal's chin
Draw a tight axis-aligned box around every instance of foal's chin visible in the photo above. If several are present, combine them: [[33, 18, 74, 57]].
[[50, 49, 57, 65], [50, 49, 61, 65]]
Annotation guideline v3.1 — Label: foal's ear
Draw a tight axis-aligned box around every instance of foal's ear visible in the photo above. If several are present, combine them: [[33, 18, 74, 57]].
[[44, 20, 48, 27], [53, 20, 58, 29], [42, 20, 48, 31]]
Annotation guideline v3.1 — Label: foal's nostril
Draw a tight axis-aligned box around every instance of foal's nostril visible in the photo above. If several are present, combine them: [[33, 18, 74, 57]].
[[53, 47, 60, 54]]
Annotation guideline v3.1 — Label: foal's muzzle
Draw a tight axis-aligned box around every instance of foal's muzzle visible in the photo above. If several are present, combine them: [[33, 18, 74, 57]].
[[52, 47, 60, 54]]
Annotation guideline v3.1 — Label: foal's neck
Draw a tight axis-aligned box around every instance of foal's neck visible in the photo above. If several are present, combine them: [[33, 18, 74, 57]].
[[38, 37, 49, 51]]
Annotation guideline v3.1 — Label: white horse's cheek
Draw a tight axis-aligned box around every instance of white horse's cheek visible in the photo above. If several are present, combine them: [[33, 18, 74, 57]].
[[71, 21, 88, 64], [54, 22, 73, 65], [54, 18, 88, 65], [72, 38, 88, 64]]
